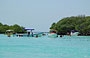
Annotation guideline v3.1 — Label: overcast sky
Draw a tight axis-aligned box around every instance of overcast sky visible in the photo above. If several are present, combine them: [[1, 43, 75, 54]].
[[0, 0, 90, 32]]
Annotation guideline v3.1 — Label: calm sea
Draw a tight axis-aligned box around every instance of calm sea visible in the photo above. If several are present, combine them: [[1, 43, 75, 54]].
[[0, 34, 90, 58]]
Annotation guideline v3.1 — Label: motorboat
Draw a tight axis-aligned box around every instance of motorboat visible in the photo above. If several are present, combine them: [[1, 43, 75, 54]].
[[70, 30, 79, 36], [5, 30, 14, 37], [48, 29, 58, 38]]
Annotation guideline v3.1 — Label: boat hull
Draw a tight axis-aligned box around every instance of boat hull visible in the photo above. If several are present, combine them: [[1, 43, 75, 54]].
[[48, 33, 58, 38], [71, 32, 79, 36]]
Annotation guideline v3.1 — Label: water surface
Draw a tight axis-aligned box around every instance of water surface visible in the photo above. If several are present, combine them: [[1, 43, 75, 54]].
[[0, 34, 90, 58]]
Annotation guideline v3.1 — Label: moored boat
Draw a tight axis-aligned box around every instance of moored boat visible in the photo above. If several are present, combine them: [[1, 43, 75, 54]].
[[48, 29, 58, 38], [48, 33, 58, 38], [70, 30, 79, 36], [5, 30, 14, 37]]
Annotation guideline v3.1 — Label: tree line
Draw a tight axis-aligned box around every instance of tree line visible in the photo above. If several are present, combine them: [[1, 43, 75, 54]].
[[0, 23, 26, 33], [50, 15, 90, 35]]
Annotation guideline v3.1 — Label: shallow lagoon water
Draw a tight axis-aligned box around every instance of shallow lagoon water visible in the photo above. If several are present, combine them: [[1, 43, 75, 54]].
[[0, 34, 90, 58]]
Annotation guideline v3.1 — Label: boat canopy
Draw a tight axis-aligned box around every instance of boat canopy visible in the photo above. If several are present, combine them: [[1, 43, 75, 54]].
[[71, 30, 78, 33], [25, 28, 35, 30], [25, 28, 35, 32], [6, 30, 14, 32]]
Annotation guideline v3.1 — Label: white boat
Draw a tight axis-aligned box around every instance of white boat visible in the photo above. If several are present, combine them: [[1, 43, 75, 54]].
[[48, 33, 58, 38], [71, 32, 79, 36], [48, 29, 58, 38], [71, 30, 79, 36]]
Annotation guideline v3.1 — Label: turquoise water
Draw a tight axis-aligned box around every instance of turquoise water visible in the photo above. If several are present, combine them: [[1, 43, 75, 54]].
[[0, 34, 90, 58]]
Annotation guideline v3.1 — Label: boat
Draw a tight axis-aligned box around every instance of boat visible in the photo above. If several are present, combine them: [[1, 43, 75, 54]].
[[48, 33, 58, 38], [48, 29, 58, 38], [5, 30, 14, 37], [70, 30, 79, 36], [13, 28, 35, 37]]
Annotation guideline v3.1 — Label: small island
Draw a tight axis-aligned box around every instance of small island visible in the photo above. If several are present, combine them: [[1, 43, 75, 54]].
[[50, 15, 90, 36], [0, 23, 25, 34]]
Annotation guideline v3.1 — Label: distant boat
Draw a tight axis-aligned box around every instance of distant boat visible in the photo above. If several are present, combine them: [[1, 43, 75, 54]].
[[48, 33, 58, 38], [48, 29, 58, 38], [14, 28, 35, 37], [5, 30, 14, 37], [70, 30, 79, 36]]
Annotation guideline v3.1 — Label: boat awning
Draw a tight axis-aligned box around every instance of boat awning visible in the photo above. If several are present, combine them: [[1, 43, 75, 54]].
[[25, 28, 35, 32], [6, 30, 14, 32], [25, 28, 34, 30]]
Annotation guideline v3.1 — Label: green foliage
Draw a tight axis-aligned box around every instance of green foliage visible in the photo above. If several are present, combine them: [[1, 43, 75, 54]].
[[50, 15, 90, 35], [0, 23, 25, 33], [50, 23, 56, 30]]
